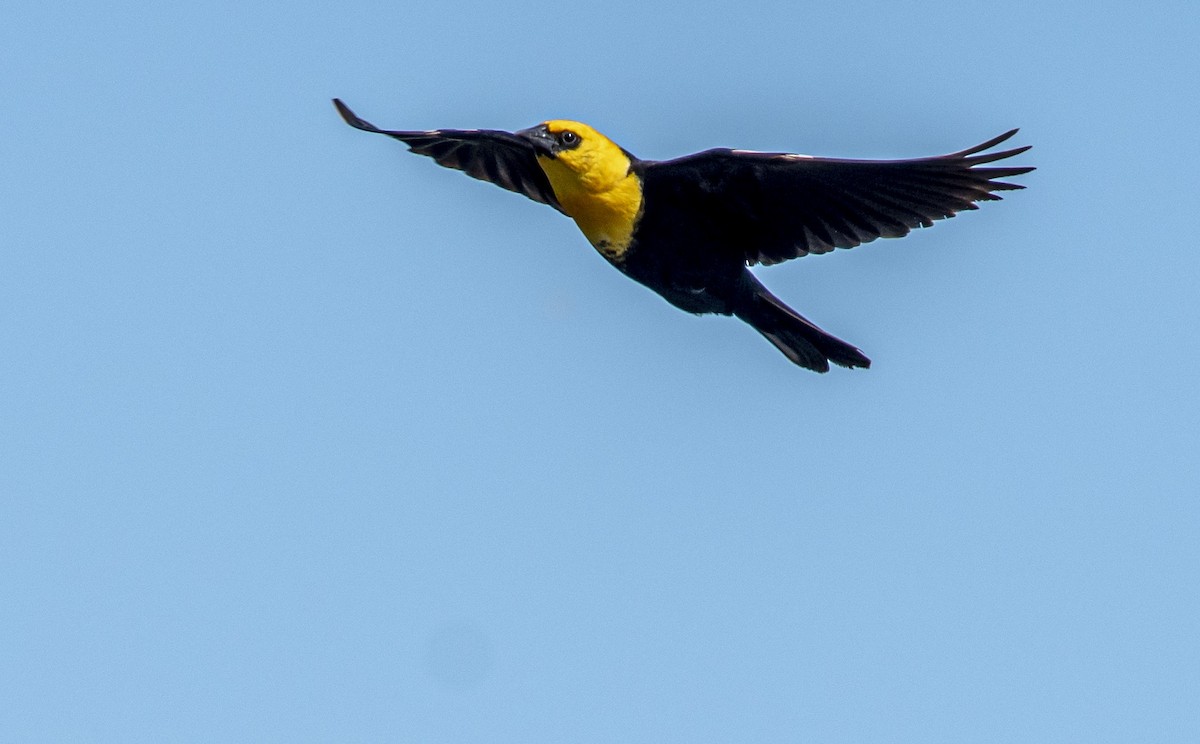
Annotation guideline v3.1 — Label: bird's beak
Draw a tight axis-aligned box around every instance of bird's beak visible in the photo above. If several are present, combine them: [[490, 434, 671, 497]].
[[517, 124, 557, 157]]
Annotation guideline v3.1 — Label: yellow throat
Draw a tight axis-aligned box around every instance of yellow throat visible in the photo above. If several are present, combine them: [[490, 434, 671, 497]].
[[534, 120, 643, 261]]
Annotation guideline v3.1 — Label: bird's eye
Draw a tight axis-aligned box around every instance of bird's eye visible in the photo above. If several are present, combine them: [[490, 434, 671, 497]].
[[559, 131, 580, 147]]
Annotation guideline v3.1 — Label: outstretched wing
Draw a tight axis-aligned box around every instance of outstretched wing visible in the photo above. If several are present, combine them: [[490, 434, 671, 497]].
[[333, 99, 564, 214], [643, 130, 1033, 265]]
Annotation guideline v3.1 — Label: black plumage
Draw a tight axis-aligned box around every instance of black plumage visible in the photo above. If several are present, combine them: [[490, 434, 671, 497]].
[[334, 99, 1032, 372], [334, 99, 564, 212]]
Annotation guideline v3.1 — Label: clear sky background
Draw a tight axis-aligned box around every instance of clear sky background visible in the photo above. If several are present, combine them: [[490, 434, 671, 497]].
[[3, 2, 1198, 742]]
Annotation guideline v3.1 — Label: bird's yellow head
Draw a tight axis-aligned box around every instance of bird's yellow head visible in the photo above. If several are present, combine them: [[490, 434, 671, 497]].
[[516, 120, 643, 256], [517, 120, 634, 198]]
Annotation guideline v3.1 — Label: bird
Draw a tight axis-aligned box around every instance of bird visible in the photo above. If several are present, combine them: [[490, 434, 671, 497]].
[[333, 98, 1032, 373]]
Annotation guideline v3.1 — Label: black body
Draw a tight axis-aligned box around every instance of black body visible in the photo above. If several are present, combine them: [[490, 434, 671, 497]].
[[334, 99, 1033, 372]]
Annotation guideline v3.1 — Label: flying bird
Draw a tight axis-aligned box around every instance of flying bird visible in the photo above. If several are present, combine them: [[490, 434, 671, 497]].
[[333, 99, 1032, 372]]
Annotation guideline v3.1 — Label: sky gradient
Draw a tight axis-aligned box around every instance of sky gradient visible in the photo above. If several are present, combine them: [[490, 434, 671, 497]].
[[3, 2, 1198, 742]]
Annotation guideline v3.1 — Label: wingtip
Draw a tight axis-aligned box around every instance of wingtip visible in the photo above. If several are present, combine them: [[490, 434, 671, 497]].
[[952, 128, 1030, 159], [331, 97, 380, 133], [994, 128, 1022, 145]]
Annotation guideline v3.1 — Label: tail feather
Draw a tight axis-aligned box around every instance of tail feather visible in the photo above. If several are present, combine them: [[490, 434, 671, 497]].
[[734, 282, 870, 373]]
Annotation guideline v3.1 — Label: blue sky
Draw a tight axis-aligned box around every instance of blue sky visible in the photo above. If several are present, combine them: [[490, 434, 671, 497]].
[[3, 1, 1198, 742]]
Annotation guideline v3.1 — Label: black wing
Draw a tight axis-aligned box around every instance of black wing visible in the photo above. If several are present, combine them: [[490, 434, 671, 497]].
[[333, 99, 564, 214], [644, 130, 1033, 266]]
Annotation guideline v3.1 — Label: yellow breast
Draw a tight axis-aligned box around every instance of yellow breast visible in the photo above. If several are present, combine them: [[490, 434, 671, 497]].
[[552, 169, 648, 260], [527, 119, 644, 262]]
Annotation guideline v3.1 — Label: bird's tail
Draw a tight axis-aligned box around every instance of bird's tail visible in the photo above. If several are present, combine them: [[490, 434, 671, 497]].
[[734, 280, 871, 373]]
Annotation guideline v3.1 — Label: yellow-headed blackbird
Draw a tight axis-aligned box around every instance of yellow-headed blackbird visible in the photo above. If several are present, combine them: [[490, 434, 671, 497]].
[[333, 99, 1032, 372]]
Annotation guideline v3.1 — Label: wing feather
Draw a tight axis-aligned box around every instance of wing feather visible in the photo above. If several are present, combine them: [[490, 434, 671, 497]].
[[642, 130, 1033, 265], [333, 99, 564, 213]]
